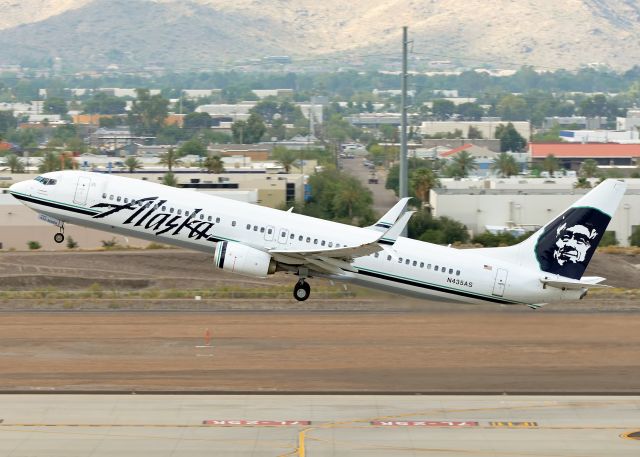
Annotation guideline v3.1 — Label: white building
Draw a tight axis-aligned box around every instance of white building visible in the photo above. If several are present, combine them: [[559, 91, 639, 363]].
[[419, 121, 531, 139], [431, 178, 640, 246]]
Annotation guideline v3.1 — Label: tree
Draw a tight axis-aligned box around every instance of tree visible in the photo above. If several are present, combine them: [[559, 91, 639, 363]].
[[202, 155, 224, 173], [491, 152, 519, 177], [43, 97, 67, 115], [457, 102, 484, 120], [162, 172, 178, 187], [38, 151, 60, 172], [410, 167, 439, 206], [0, 111, 17, 134], [124, 156, 142, 173], [580, 159, 599, 178], [431, 99, 455, 120], [231, 113, 266, 144], [331, 177, 372, 221], [467, 125, 483, 139], [183, 112, 213, 130], [178, 139, 206, 157], [496, 94, 528, 121], [83, 92, 126, 114], [630, 226, 640, 247], [574, 177, 592, 189], [448, 150, 477, 178], [5, 153, 24, 173], [129, 89, 169, 136], [495, 122, 527, 152], [158, 148, 182, 172], [542, 154, 561, 175], [272, 146, 297, 173]]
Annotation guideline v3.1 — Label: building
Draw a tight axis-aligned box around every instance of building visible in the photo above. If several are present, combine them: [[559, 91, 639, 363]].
[[530, 143, 640, 169], [438, 144, 511, 177], [430, 178, 640, 246], [617, 109, 640, 131], [419, 121, 531, 140], [559, 130, 640, 144], [543, 116, 607, 130]]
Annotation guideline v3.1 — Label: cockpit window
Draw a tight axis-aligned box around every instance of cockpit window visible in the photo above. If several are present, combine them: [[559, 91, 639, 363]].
[[34, 176, 57, 185]]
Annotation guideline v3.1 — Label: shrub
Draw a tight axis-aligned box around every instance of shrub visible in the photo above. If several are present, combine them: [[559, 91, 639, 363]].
[[27, 241, 41, 250], [66, 236, 78, 249]]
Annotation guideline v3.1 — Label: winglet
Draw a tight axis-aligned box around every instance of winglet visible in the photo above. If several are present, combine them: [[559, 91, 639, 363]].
[[368, 197, 412, 232], [379, 211, 415, 246]]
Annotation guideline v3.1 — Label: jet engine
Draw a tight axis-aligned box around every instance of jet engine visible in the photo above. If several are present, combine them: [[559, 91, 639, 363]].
[[213, 241, 277, 278]]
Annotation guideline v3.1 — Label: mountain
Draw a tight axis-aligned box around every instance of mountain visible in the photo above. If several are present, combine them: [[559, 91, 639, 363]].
[[0, 0, 639, 71]]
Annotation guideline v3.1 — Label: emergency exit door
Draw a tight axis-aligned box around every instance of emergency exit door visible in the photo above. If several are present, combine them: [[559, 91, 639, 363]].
[[73, 176, 91, 205], [492, 268, 508, 297]]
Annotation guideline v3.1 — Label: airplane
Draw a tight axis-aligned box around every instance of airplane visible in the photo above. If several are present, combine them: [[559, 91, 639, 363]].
[[8, 171, 627, 308]]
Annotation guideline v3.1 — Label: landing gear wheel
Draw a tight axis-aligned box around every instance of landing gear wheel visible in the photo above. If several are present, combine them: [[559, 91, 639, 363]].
[[293, 280, 311, 302], [53, 232, 65, 244]]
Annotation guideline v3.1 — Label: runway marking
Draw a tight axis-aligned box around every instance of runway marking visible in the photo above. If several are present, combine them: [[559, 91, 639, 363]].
[[489, 421, 538, 428]]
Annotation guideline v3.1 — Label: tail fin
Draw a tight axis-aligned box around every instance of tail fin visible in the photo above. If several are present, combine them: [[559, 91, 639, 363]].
[[485, 179, 627, 280]]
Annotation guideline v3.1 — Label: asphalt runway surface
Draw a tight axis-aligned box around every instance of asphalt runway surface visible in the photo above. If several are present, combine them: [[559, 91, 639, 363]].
[[0, 394, 638, 456]]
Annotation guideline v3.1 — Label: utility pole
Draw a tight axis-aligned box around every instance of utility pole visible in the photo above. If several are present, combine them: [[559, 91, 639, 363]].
[[399, 26, 409, 236], [399, 26, 409, 201]]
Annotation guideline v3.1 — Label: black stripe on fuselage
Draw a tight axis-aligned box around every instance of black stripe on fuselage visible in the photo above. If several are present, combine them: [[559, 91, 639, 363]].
[[219, 241, 227, 269], [356, 269, 519, 305], [11, 193, 99, 216]]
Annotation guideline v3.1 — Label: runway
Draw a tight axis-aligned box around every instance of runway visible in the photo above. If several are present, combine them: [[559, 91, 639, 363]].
[[0, 395, 638, 456]]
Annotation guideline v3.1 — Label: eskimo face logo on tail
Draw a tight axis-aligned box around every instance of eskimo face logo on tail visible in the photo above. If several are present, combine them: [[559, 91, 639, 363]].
[[535, 207, 610, 280]]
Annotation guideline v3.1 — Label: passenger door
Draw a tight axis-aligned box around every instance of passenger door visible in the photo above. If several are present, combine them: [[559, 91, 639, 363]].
[[492, 268, 508, 297], [278, 228, 289, 244], [73, 176, 91, 205]]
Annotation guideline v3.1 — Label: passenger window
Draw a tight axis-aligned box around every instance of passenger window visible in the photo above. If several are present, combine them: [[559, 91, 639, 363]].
[[313, 239, 318, 244], [117, 196, 121, 202], [412, 260, 417, 266], [232, 221, 236, 227], [306, 237, 311, 243], [261, 227, 265, 233], [124, 198, 129, 203], [321, 240, 326, 246], [170, 208, 174, 213], [199, 214, 204, 220], [216, 217, 220, 223], [102, 193, 107, 199], [290, 233, 294, 239], [387, 255, 392, 261], [427, 264, 432, 269], [208, 216, 212, 222], [336, 243, 341, 248], [177, 209, 182, 216], [268, 228, 273, 234], [246, 224, 251, 230], [420, 262, 424, 268], [456, 270, 461, 276], [405, 259, 410, 265], [109, 195, 114, 200], [328, 242, 333, 247], [449, 268, 454, 274], [299, 236, 303, 241], [374, 252, 379, 258], [162, 206, 166, 211], [398, 257, 403, 263], [253, 226, 258, 231], [434, 265, 438, 271], [281, 231, 286, 237], [185, 211, 190, 217]]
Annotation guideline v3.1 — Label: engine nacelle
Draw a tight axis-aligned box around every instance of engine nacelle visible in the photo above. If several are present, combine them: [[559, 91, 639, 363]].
[[214, 241, 276, 278]]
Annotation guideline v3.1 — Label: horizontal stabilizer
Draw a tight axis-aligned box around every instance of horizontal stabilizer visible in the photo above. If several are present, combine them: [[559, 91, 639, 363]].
[[540, 275, 610, 290]]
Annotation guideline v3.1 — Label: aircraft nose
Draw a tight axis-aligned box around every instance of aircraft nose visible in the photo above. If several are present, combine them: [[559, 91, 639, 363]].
[[9, 180, 28, 195]]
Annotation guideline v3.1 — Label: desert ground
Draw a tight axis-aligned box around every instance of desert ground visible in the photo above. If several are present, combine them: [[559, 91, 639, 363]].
[[0, 249, 638, 393]]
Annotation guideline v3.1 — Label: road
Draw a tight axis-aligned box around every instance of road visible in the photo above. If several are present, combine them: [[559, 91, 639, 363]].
[[340, 156, 399, 216]]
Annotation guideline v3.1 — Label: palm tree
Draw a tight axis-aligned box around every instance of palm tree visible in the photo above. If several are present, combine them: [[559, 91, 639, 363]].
[[332, 179, 371, 220], [574, 177, 592, 189], [124, 156, 143, 173], [158, 148, 182, 172], [542, 154, 560, 175], [203, 155, 224, 174], [491, 152, 519, 177], [580, 159, 599, 178], [410, 167, 439, 207], [450, 150, 477, 178], [39, 151, 60, 173], [5, 153, 24, 173], [272, 146, 298, 173]]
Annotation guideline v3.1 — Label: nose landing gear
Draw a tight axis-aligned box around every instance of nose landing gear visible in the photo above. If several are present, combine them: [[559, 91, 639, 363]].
[[53, 224, 65, 244], [293, 279, 311, 302]]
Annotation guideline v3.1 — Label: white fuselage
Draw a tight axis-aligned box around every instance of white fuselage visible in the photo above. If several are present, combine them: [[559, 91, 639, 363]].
[[9, 171, 575, 306]]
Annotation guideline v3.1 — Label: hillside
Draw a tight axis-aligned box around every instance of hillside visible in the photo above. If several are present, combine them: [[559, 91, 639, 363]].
[[0, 0, 639, 70]]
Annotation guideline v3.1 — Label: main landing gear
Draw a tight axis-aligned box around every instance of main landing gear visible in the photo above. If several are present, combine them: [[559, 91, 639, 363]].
[[53, 224, 65, 244], [293, 279, 311, 302]]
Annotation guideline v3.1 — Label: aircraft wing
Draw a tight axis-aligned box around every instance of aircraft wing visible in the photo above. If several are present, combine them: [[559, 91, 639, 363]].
[[540, 276, 610, 290]]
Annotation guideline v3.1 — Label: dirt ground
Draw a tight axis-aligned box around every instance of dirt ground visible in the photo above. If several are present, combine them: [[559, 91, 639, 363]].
[[0, 249, 638, 393]]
